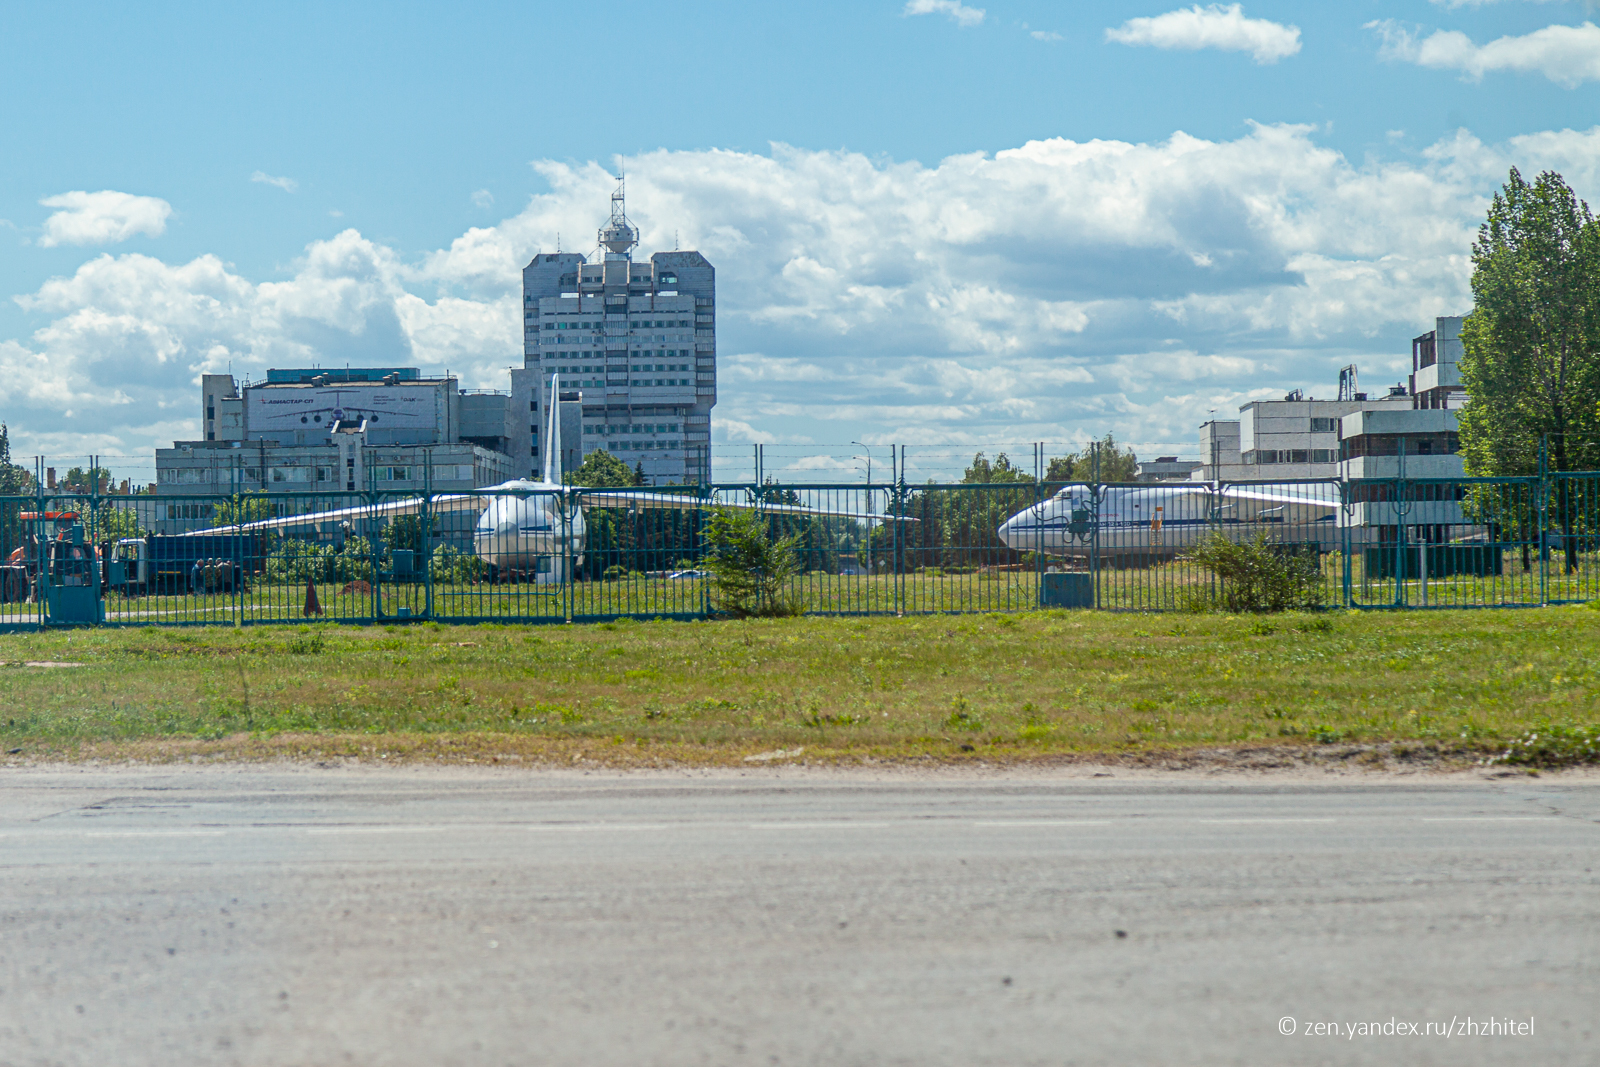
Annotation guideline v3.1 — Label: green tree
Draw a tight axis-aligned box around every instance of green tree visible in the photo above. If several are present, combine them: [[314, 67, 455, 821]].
[[703, 507, 804, 617], [564, 449, 641, 579], [0, 424, 34, 562], [963, 452, 1033, 484], [216, 492, 279, 527], [88, 504, 143, 543], [382, 514, 425, 554], [0, 424, 32, 495], [1458, 168, 1600, 573], [565, 449, 644, 488], [62, 466, 112, 494], [1071, 434, 1139, 483], [1045, 455, 1076, 482]]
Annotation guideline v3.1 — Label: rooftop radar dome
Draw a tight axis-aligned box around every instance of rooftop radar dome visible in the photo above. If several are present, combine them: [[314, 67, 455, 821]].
[[598, 176, 638, 254]]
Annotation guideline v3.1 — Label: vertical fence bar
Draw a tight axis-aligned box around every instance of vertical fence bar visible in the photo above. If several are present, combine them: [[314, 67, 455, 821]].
[[1089, 446, 1100, 610], [894, 445, 904, 616], [1340, 479, 1352, 608], [34, 460, 46, 630], [1539, 435, 1549, 608], [422, 463, 433, 621]]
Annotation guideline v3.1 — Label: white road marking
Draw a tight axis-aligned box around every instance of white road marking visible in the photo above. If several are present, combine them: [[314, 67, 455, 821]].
[[1419, 817, 1552, 822], [1196, 825, 1344, 831], [746, 822, 893, 830], [970, 820, 1112, 827], [305, 825, 451, 835], [83, 830, 226, 838], [525, 824, 672, 833]]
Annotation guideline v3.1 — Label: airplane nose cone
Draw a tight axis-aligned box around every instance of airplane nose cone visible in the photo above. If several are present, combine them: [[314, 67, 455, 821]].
[[997, 509, 1027, 549]]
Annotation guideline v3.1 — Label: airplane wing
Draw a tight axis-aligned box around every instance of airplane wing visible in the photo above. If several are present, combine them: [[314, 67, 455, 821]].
[[185, 481, 916, 536], [576, 490, 916, 522], [183, 493, 491, 534], [1219, 483, 1339, 509]]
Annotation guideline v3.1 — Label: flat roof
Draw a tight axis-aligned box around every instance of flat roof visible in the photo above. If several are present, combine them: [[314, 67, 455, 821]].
[[264, 368, 421, 384]]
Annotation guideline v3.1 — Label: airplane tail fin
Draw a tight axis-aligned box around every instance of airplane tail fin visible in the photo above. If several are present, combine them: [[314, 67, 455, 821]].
[[542, 374, 563, 485]]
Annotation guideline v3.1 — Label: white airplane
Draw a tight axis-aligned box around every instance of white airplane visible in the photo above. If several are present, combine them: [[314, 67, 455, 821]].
[[997, 481, 1341, 560], [191, 375, 900, 582]]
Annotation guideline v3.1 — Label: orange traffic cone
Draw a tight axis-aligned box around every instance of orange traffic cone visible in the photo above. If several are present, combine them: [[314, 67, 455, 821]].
[[303, 578, 324, 616]]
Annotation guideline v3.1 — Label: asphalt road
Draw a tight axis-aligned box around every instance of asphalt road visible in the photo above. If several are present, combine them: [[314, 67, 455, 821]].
[[1, 764, 1597, 1067]]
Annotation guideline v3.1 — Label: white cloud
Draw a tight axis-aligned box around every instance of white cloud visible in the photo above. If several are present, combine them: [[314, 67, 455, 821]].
[[903, 0, 985, 29], [1106, 4, 1301, 64], [250, 171, 299, 193], [10, 126, 1600, 471], [716, 416, 782, 445], [472, 189, 494, 208], [1031, 30, 1063, 42], [36, 191, 172, 248], [1369, 19, 1600, 88]]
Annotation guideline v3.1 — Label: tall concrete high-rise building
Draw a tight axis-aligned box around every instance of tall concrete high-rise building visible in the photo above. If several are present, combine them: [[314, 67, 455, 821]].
[[521, 181, 715, 485]]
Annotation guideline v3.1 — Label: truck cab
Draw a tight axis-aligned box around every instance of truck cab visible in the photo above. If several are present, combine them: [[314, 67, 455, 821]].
[[109, 538, 148, 590]]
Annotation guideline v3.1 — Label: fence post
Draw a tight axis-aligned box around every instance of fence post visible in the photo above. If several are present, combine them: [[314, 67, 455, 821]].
[[367, 476, 381, 624], [698, 480, 710, 620], [1033, 443, 1044, 609], [1340, 479, 1353, 609], [234, 491, 244, 628], [34, 458, 47, 630], [422, 461, 433, 621], [1394, 439, 1409, 608], [564, 486, 575, 623], [1539, 434, 1549, 607], [896, 445, 907, 616]]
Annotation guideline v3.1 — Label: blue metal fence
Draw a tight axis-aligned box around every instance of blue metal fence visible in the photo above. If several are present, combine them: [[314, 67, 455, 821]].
[[1, 469, 1596, 630]]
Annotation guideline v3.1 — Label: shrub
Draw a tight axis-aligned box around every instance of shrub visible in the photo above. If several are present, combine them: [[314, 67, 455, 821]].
[[430, 543, 485, 584], [703, 508, 804, 618], [267, 539, 335, 584], [1483, 723, 1600, 768], [1184, 532, 1325, 613]]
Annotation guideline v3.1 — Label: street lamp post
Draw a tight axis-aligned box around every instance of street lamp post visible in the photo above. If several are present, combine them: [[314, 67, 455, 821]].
[[850, 441, 872, 486], [851, 441, 877, 576]]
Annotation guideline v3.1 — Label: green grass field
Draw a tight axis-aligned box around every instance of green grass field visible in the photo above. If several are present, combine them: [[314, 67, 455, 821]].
[[1, 605, 1597, 767]]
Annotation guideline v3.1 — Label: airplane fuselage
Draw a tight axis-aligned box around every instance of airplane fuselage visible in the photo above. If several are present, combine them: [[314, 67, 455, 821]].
[[471, 485, 586, 579], [998, 484, 1342, 559]]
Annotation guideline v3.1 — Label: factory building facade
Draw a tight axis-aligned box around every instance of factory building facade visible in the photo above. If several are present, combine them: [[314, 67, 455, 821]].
[[1188, 317, 1466, 484], [155, 367, 517, 530], [521, 183, 715, 486]]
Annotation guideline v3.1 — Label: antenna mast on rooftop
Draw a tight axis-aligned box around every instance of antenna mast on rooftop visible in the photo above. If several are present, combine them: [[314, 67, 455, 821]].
[[598, 173, 638, 258]]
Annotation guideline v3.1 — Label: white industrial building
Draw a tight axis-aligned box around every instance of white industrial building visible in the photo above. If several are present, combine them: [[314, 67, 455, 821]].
[[1338, 317, 1466, 480], [521, 181, 716, 486], [1189, 317, 1465, 484], [1171, 315, 1475, 564], [1134, 456, 1204, 482], [1338, 317, 1469, 540], [155, 367, 519, 531]]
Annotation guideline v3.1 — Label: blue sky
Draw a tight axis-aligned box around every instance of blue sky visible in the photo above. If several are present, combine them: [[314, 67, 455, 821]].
[[4, 1, 1600, 481]]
